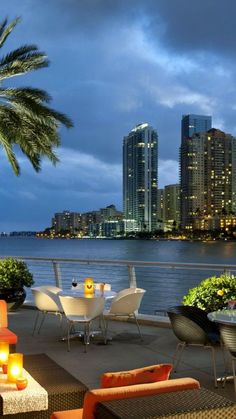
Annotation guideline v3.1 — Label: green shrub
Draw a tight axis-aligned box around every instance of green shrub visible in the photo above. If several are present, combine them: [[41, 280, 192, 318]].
[[0, 258, 34, 288], [182, 273, 236, 312]]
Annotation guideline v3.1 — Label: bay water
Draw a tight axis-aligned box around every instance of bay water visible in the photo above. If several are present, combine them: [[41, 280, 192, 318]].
[[1, 237, 235, 314]]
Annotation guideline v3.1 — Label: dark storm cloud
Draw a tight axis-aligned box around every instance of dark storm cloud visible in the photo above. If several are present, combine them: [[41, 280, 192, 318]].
[[0, 0, 236, 230], [146, 0, 236, 56]]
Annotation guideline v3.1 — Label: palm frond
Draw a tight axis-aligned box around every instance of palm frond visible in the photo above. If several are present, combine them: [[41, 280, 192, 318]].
[[0, 45, 40, 66], [0, 129, 20, 175], [0, 17, 21, 49], [0, 17, 74, 175], [0, 53, 49, 80], [0, 87, 52, 104]]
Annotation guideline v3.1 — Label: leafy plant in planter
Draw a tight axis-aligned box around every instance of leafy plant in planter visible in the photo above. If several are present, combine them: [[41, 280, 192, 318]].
[[0, 258, 34, 310], [182, 273, 236, 312]]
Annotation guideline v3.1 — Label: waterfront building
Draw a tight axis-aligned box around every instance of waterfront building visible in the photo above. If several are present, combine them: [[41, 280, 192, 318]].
[[52, 211, 82, 234], [99, 204, 123, 222], [123, 123, 158, 232], [180, 127, 236, 230], [157, 189, 164, 222], [180, 114, 212, 229], [163, 184, 180, 230]]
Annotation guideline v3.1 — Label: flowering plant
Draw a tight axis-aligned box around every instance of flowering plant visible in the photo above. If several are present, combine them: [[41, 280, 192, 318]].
[[182, 273, 236, 312]]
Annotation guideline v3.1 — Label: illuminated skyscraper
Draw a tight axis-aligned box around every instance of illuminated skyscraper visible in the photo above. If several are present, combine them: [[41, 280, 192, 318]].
[[123, 123, 158, 232], [180, 114, 212, 229], [180, 126, 236, 229]]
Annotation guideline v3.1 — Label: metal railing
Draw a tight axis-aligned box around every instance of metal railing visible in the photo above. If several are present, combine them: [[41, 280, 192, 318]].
[[2, 256, 236, 316]]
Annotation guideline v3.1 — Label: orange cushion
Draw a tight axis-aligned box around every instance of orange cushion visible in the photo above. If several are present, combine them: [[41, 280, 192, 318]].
[[0, 327, 17, 344], [82, 377, 200, 419], [0, 300, 8, 327], [50, 409, 83, 419], [101, 364, 173, 388]]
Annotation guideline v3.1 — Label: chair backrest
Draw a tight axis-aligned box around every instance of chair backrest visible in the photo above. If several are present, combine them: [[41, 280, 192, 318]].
[[167, 311, 208, 345], [39, 285, 62, 294], [59, 296, 105, 320], [0, 300, 8, 327], [94, 283, 111, 291], [109, 288, 146, 315], [219, 323, 236, 356], [32, 288, 62, 312]]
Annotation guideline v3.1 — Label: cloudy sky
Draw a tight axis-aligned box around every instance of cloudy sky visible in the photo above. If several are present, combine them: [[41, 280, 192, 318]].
[[0, 0, 235, 231]]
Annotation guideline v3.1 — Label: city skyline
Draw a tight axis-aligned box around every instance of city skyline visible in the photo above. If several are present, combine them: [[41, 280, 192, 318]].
[[1, 1, 236, 231]]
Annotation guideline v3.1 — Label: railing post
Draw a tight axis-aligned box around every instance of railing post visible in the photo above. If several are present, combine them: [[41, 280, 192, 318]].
[[52, 262, 62, 288], [128, 265, 137, 288]]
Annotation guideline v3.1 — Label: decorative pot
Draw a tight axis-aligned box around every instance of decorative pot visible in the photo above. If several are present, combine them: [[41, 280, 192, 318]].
[[0, 288, 26, 311]]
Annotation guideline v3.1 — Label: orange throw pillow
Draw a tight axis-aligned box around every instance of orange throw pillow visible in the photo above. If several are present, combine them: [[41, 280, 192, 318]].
[[101, 364, 173, 388]]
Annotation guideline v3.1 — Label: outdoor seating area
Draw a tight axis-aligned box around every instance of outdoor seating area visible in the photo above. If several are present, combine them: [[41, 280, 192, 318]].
[[0, 299, 235, 417]]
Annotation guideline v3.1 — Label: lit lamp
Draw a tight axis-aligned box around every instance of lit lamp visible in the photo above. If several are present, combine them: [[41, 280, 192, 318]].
[[7, 353, 23, 383], [84, 277, 94, 296], [0, 342, 9, 368]]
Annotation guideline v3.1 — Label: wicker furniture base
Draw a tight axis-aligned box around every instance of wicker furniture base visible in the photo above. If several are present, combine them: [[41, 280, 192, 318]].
[[0, 353, 88, 419], [96, 388, 236, 419]]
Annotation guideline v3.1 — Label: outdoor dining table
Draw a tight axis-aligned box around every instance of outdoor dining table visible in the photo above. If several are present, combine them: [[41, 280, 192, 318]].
[[207, 309, 236, 325], [58, 289, 117, 299], [208, 309, 236, 385]]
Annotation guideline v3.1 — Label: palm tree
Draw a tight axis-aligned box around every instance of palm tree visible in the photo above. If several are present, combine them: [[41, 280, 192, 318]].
[[0, 17, 73, 175]]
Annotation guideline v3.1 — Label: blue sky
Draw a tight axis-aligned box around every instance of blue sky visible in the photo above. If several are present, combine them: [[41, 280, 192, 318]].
[[0, 0, 236, 231]]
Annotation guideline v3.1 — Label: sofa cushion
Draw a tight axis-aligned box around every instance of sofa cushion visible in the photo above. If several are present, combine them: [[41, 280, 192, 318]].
[[82, 377, 200, 419], [101, 364, 173, 388], [51, 409, 83, 419], [0, 300, 8, 328], [0, 327, 17, 344]]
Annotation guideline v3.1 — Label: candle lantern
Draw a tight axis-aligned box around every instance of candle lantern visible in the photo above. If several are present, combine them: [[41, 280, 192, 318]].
[[0, 342, 9, 366], [7, 353, 23, 383], [84, 277, 94, 296], [16, 377, 28, 390]]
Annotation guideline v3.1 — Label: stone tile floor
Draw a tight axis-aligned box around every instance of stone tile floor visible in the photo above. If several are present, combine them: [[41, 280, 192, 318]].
[[8, 307, 236, 402]]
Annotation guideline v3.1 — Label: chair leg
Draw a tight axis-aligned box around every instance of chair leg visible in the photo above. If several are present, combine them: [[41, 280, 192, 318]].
[[67, 321, 73, 352], [232, 358, 236, 394], [84, 323, 90, 353], [104, 318, 109, 344], [133, 313, 143, 341], [173, 342, 186, 372], [208, 346, 218, 388], [38, 311, 47, 334], [32, 311, 40, 336]]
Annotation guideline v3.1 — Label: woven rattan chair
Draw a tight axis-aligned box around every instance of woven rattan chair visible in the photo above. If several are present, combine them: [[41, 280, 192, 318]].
[[167, 306, 222, 388], [219, 323, 236, 393]]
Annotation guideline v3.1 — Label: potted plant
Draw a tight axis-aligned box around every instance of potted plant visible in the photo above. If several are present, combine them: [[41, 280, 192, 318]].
[[182, 272, 236, 312], [0, 258, 34, 310]]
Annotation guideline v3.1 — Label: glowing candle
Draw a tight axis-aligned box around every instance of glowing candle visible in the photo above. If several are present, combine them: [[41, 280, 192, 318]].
[[84, 277, 94, 296], [0, 342, 9, 366], [7, 353, 23, 383], [16, 376, 28, 390]]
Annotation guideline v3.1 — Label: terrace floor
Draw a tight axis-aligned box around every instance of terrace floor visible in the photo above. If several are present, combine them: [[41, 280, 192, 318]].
[[8, 307, 236, 403]]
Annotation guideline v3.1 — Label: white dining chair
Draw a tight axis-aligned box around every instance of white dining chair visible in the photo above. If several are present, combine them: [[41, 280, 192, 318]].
[[104, 287, 146, 343], [32, 286, 63, 335], [59, 295, 105, 352]]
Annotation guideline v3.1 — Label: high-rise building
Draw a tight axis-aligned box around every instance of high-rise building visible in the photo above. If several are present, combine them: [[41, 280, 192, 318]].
[[180, 114, 212, 229], [181, 114, 212, 142], [52, 211, 82, 234], [157, 189, 164, 222], [123, 123, 158, 232], [180, 127, 236, 229], [163, 184, 180, 229]]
